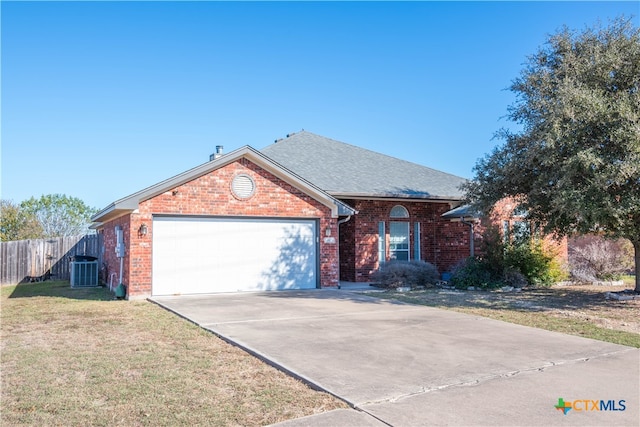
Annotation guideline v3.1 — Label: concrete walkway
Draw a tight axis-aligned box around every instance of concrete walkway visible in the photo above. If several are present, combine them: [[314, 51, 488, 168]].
[[152, 289, 639, 426]]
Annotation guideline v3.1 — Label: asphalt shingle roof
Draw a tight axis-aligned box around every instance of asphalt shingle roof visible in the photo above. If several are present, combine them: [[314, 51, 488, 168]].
[[261, 131, 468, 200]]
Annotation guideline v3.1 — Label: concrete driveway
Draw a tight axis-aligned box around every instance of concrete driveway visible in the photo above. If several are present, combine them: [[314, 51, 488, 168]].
[[152, 289, 639, 426]]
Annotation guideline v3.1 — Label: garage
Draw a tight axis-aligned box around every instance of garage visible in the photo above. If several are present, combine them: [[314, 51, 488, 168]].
[[92, 147, 354, 299], [152, 216, 318, 296]]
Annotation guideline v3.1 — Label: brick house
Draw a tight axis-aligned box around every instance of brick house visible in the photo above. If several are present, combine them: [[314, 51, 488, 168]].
[[484, 198, 569, 263], [92, 131, 478, 299]]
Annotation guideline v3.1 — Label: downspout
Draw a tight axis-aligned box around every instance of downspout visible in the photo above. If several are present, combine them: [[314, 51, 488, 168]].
[[338, 215, 352, 226], [460, 218, 475, 257], [336, 215, 352, 289], [115, 226, 126, 298], [118, 256, 124, 286]]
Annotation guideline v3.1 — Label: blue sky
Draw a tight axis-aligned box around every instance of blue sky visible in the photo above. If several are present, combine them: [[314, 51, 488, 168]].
[[2, 1, 638, 211]]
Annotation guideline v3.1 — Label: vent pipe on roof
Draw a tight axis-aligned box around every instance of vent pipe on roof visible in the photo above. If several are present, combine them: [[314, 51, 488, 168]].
[[210, 145, 224, 161]]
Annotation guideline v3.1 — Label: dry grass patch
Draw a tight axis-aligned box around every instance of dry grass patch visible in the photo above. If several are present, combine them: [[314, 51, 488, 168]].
[[1, 281, 346, 426], [371, 282, 640, 348]]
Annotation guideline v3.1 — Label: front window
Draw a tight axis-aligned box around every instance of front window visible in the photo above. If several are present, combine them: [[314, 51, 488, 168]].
[[390, 205, 409, 219], [512, 220, 531, 243], [390, 222, 410, 261], [503, 220, 531, 244], [389, 205, 410, 261]]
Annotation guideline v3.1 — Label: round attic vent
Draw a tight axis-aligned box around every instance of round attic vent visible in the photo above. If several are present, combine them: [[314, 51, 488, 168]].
[[231, 174, 256, 199]]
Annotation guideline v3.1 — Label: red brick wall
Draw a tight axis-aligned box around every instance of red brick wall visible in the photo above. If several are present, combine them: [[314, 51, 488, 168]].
[[101, 158, 338, 299], [338, 200, 474, 282], [338, 206, 356, 281], [98, 214, 132, 292], [484, 198, 568, 262], [336, 197, 568, 284]]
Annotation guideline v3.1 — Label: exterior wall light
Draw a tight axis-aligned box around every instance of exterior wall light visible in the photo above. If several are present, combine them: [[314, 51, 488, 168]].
[[138, 223, 148, 237]]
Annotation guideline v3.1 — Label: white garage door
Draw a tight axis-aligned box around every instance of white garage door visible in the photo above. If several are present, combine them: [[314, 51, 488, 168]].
[[152, 216, 318, 296]]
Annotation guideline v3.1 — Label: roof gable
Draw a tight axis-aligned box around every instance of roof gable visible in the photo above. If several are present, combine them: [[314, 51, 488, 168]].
[[261, 131, 468, 200], [92, 146, 355, 224]]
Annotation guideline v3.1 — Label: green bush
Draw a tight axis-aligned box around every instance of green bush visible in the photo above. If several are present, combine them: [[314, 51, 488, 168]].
[[477, 226, 507, 278], [448, 235, 568, 290], [504, 239, 567, 287], [449, 257, 502, 290], [371, 260, 439, 289]]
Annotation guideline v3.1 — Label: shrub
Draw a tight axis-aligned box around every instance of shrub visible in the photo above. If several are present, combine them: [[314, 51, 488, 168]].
[[547, 255, 569, 284], [476, 225, 507, 278], [450, 237, 567, 290], [449, 257, 501, 290], [504, 239, 567, 287], [569, 236, 634, 282], [505, 240, 548, 286], [502, 268, 528, 288], [371, 260, 439, 289]]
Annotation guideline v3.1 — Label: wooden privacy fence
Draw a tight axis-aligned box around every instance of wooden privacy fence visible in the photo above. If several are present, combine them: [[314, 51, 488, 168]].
[[0, 235, 103, 285]]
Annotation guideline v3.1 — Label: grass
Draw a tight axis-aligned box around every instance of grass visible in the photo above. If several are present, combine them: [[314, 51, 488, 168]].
[[621, 274, 637, 287], [371, 282, 640, 348], [1, 281, 346, 426]]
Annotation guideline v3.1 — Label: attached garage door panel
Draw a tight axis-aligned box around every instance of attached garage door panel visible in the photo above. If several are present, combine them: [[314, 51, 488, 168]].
[[152, 217, 317, 295]]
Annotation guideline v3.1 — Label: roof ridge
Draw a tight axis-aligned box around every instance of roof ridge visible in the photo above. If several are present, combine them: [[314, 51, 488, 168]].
[[276, 130, 467, 181], [262, 131, 467, 200]]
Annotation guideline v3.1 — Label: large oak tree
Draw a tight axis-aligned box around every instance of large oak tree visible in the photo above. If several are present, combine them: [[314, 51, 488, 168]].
[[464, 17, 640, 292]]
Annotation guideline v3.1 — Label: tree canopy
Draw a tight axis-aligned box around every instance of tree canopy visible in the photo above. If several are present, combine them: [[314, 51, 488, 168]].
[[463, 17, 640, 291], [0, 200, 43, 241], [19, 194, 97, 238]]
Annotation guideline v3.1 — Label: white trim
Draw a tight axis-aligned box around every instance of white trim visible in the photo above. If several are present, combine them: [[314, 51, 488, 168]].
[[330, 193, 464, 203], [92, 146, 356, 226], [414, 222, 421, 261], [378, 221, 386, 265]]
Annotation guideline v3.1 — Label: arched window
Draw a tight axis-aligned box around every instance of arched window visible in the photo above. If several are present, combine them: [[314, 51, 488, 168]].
[[389, 205, 409, 261], [390, 205, 409, 218]]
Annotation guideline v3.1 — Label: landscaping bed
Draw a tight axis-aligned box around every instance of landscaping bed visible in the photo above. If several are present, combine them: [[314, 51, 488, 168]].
[[371, 281, 640, 348], [0, 281, 346, 426]]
